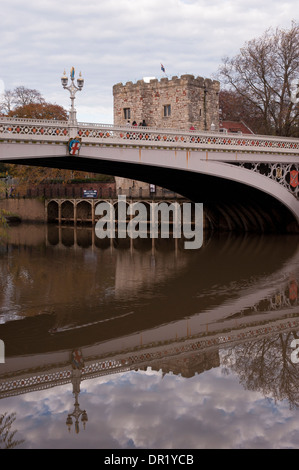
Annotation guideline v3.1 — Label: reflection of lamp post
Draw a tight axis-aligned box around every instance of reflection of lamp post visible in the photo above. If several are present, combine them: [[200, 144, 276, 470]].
[[66, 351, 88, 434], [66, 394, 88, 434], [61, 67, 84, 126]]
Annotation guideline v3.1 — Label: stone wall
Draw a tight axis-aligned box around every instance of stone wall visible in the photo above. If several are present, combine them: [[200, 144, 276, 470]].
[[113, 74, 220, 131], [0, 198, 46, 223]]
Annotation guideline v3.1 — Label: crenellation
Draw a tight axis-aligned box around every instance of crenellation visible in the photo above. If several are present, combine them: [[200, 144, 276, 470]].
[[113, 74, 220, 131], [113, 74, 219, 92]]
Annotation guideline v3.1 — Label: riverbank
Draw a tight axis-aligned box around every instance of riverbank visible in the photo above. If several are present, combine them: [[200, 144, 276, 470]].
[[0, 198, 45, 223]]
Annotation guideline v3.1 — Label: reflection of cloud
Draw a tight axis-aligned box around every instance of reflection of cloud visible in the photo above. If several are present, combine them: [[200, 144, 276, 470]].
[[0, 367, 298, 449]]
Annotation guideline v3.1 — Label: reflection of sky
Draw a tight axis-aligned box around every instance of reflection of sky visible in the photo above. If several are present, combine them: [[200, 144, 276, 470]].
[[1, 365, 299, 449]]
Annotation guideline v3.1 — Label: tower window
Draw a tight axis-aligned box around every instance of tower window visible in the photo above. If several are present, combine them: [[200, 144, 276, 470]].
[[124, 108, 131, 120], [163, 105, 171, 117]]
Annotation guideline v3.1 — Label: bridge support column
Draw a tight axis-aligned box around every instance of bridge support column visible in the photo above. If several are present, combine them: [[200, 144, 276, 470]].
[[44, 202, 48, 223], [92, 200, 95, 226], [74, 203, 77, 226], [58, 202, 62, 225]]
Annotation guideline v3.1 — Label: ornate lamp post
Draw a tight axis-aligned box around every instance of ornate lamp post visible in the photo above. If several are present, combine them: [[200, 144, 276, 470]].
[[61, 67, 84, 126]]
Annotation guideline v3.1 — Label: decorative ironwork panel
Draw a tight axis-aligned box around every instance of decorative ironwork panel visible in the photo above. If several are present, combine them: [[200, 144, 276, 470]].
[[234, 161, 299, 199], [0, 119, 68, 137], [0, 117, 299, 157], [76, 124, 299, 154]]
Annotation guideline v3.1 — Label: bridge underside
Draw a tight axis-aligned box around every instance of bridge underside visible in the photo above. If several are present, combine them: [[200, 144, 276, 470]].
[[5, 156, 299, 233]]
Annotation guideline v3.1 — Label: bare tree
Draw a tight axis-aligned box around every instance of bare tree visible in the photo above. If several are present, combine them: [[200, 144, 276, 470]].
[[1, 86, 45, 115], [13, 86, 45, 108], [222, 330, 299, 409], [219, 89, 262, 132], [0, 90, 15, 115], [218, 22, 299, 136], [0, 412, 24, 449]]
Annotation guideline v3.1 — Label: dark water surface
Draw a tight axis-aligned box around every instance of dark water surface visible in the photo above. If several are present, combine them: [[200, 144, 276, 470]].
[[0, 223, 299, 449]]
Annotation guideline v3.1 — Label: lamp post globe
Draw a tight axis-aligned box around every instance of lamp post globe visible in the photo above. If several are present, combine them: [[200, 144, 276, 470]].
[[77, 72, 84, 90], [61, 70, 68, 88], [61, 67, 84, 126]]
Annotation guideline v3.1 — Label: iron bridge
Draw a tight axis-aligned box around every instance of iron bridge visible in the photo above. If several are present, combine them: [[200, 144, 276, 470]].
[[1, 117, 299, 231]]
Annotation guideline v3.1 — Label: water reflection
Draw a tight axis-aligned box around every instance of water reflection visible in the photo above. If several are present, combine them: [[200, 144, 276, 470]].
[[0, 224, 299, 448]]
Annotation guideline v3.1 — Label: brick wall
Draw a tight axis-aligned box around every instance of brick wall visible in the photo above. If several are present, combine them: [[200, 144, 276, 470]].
[[17, 181, 116, 199]]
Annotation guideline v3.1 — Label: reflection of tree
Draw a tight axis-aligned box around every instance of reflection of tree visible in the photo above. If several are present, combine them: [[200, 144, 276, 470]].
[[222, 331, 299, 409], [0, 209, 9, 246], [0, 412, 24, 449]]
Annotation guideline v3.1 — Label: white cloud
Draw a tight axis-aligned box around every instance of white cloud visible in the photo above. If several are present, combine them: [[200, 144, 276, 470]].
[[0, 366, 298, 449], [0, 0, 297, 122]]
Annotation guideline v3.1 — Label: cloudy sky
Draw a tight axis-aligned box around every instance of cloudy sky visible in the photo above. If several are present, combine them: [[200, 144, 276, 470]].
[[0, 0, 298, 123], [1, 366, 299, 449]]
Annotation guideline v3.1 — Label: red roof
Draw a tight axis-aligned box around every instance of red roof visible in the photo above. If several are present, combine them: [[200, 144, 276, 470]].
[[219, 121, 254, 135]]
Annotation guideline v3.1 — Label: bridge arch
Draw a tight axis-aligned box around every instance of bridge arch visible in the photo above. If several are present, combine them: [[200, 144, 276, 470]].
[[61, 200, 74, 222], [29, 154, 299, 233], [47, 200, 59, 223], [66, 153, 299, 233], [76, 200, 92, 223], [2, 120, 299, 233]]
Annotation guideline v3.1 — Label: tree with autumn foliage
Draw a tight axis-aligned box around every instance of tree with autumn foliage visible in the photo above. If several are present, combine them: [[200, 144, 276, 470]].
[[218, 22, 299, 136], [1, 86, 91, 189], [8, 102, 68, 121]]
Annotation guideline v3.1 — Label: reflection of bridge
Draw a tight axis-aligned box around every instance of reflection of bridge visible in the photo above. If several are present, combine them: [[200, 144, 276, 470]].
[[1, 117, 299, 230], [0, 314, 298, 400], [1, 224, 299, 398], [1, 258, 299, 399]]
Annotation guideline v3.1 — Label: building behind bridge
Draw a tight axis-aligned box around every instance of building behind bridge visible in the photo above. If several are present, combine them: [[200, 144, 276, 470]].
[[113, 74, 220, 195], [113, 74, 220, 131]]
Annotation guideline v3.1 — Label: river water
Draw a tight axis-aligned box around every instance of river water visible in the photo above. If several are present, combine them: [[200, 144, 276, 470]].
[[0, 223, 299, 449]]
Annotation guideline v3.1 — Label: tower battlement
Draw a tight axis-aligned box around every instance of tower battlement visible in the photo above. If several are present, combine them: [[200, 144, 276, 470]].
[[113, 74, 220, 131], [113, 74, 219, 92]]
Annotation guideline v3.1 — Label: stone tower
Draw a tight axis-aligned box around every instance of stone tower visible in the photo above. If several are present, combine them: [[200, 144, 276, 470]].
[[113, 74, 220, 196], [113, 74, 220, 131]]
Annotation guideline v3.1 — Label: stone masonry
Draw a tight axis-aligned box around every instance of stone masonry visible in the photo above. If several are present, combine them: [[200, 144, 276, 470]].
[[113, 74, 220, 195], [113, 74, 220, 131]]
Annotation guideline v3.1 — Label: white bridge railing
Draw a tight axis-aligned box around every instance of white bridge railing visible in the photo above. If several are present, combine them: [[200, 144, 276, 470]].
[[0, 116, 299, 155]]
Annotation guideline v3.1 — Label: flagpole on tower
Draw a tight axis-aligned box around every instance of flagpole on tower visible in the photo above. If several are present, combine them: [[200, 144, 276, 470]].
[[161, 64, 168, 78]]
